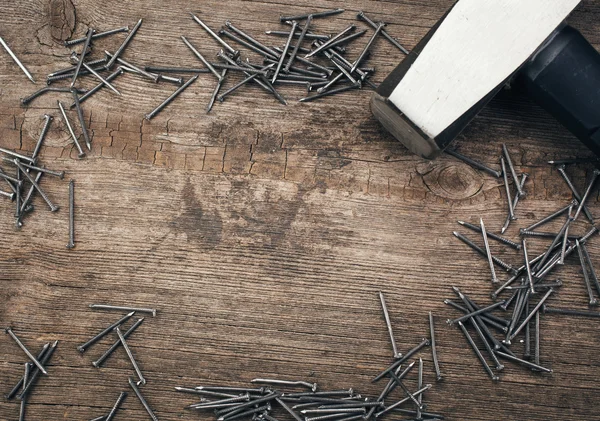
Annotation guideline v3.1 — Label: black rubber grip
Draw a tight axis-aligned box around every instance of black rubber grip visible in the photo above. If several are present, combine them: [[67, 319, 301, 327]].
[[518, 25, 600, 156]]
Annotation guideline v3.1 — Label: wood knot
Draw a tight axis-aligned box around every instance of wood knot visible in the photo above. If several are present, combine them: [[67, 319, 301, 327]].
[[419, 162, 484, 200], [49, 0, 76, 41]]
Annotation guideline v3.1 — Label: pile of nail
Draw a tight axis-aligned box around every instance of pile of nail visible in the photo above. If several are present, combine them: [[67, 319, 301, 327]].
[[77, 303, 160, 420], [149, 8, 408, 111], [0, 117, 73, 233], [4, 327, 59, 421], [175, 292, 445, 421], [448, 147, 600, 380]]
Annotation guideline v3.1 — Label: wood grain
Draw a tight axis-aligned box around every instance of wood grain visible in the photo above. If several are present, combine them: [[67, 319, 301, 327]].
[[1, 1, 600, 421]]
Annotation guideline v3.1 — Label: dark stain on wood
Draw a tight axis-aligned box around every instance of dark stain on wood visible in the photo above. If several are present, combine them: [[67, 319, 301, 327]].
[[49, 0, 76, 42]]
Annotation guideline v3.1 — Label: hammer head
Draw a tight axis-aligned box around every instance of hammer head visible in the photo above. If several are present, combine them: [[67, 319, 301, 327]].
[[372, 0, 582, 159]]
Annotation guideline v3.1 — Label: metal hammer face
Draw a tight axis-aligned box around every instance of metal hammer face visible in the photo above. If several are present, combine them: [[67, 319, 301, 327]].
[[371, 0, 600, 159]]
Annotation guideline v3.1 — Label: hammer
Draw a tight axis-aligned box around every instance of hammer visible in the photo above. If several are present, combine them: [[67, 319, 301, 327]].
[[372, 0, 600, 159]]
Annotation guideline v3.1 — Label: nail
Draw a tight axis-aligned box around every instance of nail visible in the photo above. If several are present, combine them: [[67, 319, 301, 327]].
[[82, 62, 121, 95], [502, 173, 529, 233], [116, 326, 146, 385], [573, 169, 600, 221], [284, 15, 312, 73], [14, 159, 59, 211], [217, 393, 280, 418], [197, 386, 266, 393], [67, 179, 75, 248], [519, 229, 579, 240], [18, 362, 29, 421], [505, 280, 562, 291], [71, 29, 94, 88], [378, 291, 400, 358], [277, 397, 308, 421], [6, 343, 49, 400], [71, 90, 91, 150], [18, 341, 57, 399], [189, 393, 250, 409], [576, 239, 599, 306], [78, 311, 135, 353], [445, 149, 502, 178], [218, 69, 262, 102], [280, 8, 344, 21], [92, 317, 144, 367], [480, 218, 498, 283], [580, 242, 600, 296], [559, 207, 573, 265], [543, 305, 600, 317], [145, 75, 199, 120], [105, 51, 159, 82], [502, 144, 524, 197], [302, 409, 366, 415], [207, 69, 227, 113], [219, 29, 278, 60], [106, 19, 143, 69], [357, 12, 408, 54], [495, 351, 552, 373], [532, 209, 573, 273], [524, 203, 572, 232], [0, 189, 15, 200], [523, 300, 531, 360], [32, 115, 53, 160], [509, 289, 554, 341], [427, 312, 443, 382], [252, 379, 316, 392], [181, 36, 223, 81], [5, 328, 48, 375], [522, 239, 535, 294], [272, 20, 298, 83], [48, 57, 107, 78], [0, 146, 36, 163], [106, 391, 127, 421], [453, 232, 516, 273], [283, 390, 353, 398], [65, 26, 130, 46], [299, 84, 360, 102], [556, 164, 594, 223], [18, 172, 42, 219], [457, 321, 499, 381], [305, 25, 355, 58], [223, 403, 272, 421], [226, 21, 281, 58], [500, 157, 515, 220], [0, 170, 23, 187], [73, 68, 124, 108], [21, 87, 83, 106], [351, 22, 385, 73], [416, 357, 423, 419], [534, 310, 540, 366], [89, 304, 157, 316], [447, 301, 505, 325], [57, 100, 86, 158], [0, 36, 35, 83], [373, 385, 431, 417], [458, 220, 520, 249], [129, 377, 159, 421], [191, 13, 238, 56]]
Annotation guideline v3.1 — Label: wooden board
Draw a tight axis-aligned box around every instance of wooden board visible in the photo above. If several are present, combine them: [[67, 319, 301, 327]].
[[1, 1, 600, 420]]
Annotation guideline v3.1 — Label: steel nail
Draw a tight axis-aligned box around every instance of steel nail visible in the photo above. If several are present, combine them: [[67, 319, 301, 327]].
[[372, 338, 429, 382], [557, 164, 594, 223], [224, 21, 280, 58], [458, 220, 520, 249], [106, 19, 143, 69], [509, 289, 554, 341], [0, 36, 35, 83], [445, 148, 501, 178], [78, 311, 135, 353], [502, 144, 524, 197], [89, 304, 157, 316], [18, 341, 58, 399], [428, 312, 443, 382], [522, 239, 535, 294], [208, 69, 227, 113], [18, 363, 30, 421], [523, 202, 572, 232], [276, 397, 305, 421], [92, 317, 144, 367], [14, 160, 59, 211], [351, 22, 385, 73], [71, 29, 94, 88], [57, 100, 85, 158], [219, 28, 278, 60], [357, 11, 408, 54], [299, 83, 360, 102], [65, 26, 130, 46], [457, 321, 499, 381], [280, 8, 344, 21], [272, 20, 298, 82], [116, 327, 146, 385], [6, 343, 49, 400], [145, 75, 198, 120], [104, 51, 159, 82], [181, 36, 223, 81], [67, 179, 75, 249], [534, 309, 540, 367], [501, 157, 515, 220], [191, 13, 238, 56], [71, 90, 92, 150], [453, 231, 516, 273], [129, 377, 159, 421], [378, 291, 400, 358], [502, 173, 529, 233], [495, 350, 552, 373], [82, 62, 121, 95], [447, 300, 505, 325], [32, 115, 53, 160], [252, 379, 316, 391], [523, 301, 531, 360], [573, 169, 600, 221], [305, 25, 356, 58], [373, 385, 431, 417], [4, 328, 48, 375], [284, 15, 312, 73], [480, 218, 498, 283], [577, 239, 599, 306], [106, 391, 127, 421], [416, 358, 423, 419]]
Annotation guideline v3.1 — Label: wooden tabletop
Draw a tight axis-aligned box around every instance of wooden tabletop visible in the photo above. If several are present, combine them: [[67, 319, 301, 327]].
[[1, 1, 600, 420]]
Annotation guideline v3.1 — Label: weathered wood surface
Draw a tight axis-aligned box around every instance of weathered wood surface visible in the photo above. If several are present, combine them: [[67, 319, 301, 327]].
[[1, 1, 600, 420]]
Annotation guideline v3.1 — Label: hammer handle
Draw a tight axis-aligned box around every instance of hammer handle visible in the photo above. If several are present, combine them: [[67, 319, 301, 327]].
[[519, 25, 600, 156]]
